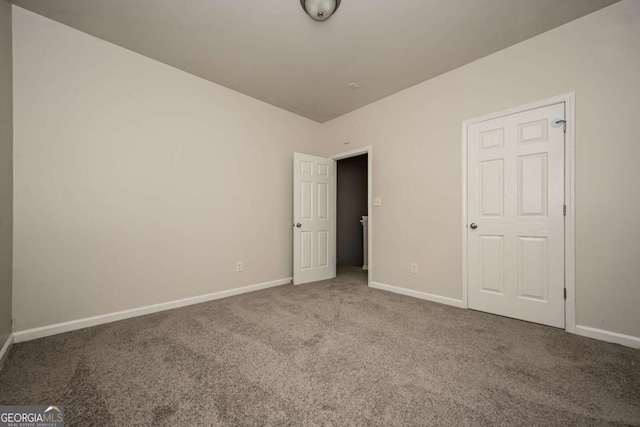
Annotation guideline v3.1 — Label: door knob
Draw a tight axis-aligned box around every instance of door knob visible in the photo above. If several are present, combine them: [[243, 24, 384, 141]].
[[295, 223, 302, 228], [470, 223, 478, 229]]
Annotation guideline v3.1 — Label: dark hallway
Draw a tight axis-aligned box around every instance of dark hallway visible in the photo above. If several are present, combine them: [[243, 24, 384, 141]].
[[336, 154, 368, 268]]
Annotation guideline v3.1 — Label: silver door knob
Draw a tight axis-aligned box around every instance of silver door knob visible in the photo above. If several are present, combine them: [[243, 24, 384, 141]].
[[295, 223, 302, 228], [470, 223, 478, 229]]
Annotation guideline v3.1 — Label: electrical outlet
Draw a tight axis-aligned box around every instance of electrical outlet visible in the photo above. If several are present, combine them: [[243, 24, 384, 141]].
[[411, 263, 418, 274], [236, 261, 243, 272], [373, 197, 382, 206]]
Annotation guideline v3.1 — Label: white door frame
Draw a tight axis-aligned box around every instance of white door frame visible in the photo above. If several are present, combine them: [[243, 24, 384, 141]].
[[461, 93, 576, 333], [331, 146, 373, 285]]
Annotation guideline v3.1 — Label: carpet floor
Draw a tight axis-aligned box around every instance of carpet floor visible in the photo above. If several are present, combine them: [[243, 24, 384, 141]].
[[0, 266, 638, 426]]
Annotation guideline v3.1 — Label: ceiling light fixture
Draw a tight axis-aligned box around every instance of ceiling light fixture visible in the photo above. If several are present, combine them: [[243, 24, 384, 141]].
[[300, 0, 341, 22]]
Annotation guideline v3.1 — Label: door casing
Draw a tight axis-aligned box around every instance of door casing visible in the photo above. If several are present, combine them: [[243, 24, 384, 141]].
[[461, 93, 576, 333]]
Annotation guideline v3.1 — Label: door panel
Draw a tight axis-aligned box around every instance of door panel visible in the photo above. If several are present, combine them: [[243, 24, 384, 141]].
[[480, 159, 504, 217], [467, 103, 565, 328], [300, 231, 313, 270], [317, 183, 329, 219], [301, 181, 313, 219], [481, 235, 504, 294], [518, 153, 547, 216], [317, 230, 328, 268], [294, 153, 336, 285], [518, 236, 548, 301]]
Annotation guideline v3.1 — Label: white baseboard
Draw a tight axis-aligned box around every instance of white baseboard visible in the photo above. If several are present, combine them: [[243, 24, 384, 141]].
[[13, 277, 292, 343], [0, 333, 14, 369], [575, 325, 640, 349], [370, 282, 464, 309]]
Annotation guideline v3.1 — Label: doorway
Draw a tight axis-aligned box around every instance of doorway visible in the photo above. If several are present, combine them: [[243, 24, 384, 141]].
[[293, 146, 373, 286], [462, 94, 576, 330], [336, 154, 368, 283], [331, 146, 373, 286]]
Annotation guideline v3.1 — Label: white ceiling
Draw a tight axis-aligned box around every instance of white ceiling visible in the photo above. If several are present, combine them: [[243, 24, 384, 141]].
[[12, 0, 619, 123]]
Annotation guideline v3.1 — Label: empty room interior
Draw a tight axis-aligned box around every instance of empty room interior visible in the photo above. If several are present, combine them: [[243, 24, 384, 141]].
[[0, 0, 639, 425]]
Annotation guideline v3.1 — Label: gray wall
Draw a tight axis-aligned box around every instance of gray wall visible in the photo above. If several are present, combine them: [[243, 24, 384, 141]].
[[0, 0, 13, 346], [12, 7, 322, 331], [337, 154, 367, 267], [321, 1, 640, 338]]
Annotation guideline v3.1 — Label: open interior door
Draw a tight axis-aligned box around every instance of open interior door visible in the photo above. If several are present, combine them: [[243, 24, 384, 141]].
[[293, 153, 336, 285]]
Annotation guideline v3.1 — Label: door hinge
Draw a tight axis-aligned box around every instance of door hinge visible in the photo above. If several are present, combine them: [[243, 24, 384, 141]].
[[563, 288, 567, 300], [563, 204, 566, 216]]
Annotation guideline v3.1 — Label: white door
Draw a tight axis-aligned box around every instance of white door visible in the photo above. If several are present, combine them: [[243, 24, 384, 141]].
[[293, 153, 336, 285], [467, 103, 565, 328]]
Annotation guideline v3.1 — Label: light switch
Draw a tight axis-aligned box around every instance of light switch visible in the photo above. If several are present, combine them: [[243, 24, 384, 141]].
[[373, 197, 382, 207]]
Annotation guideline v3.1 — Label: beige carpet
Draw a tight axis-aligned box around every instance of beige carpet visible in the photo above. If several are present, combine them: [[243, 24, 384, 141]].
[[0, 265, 639, 426]]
